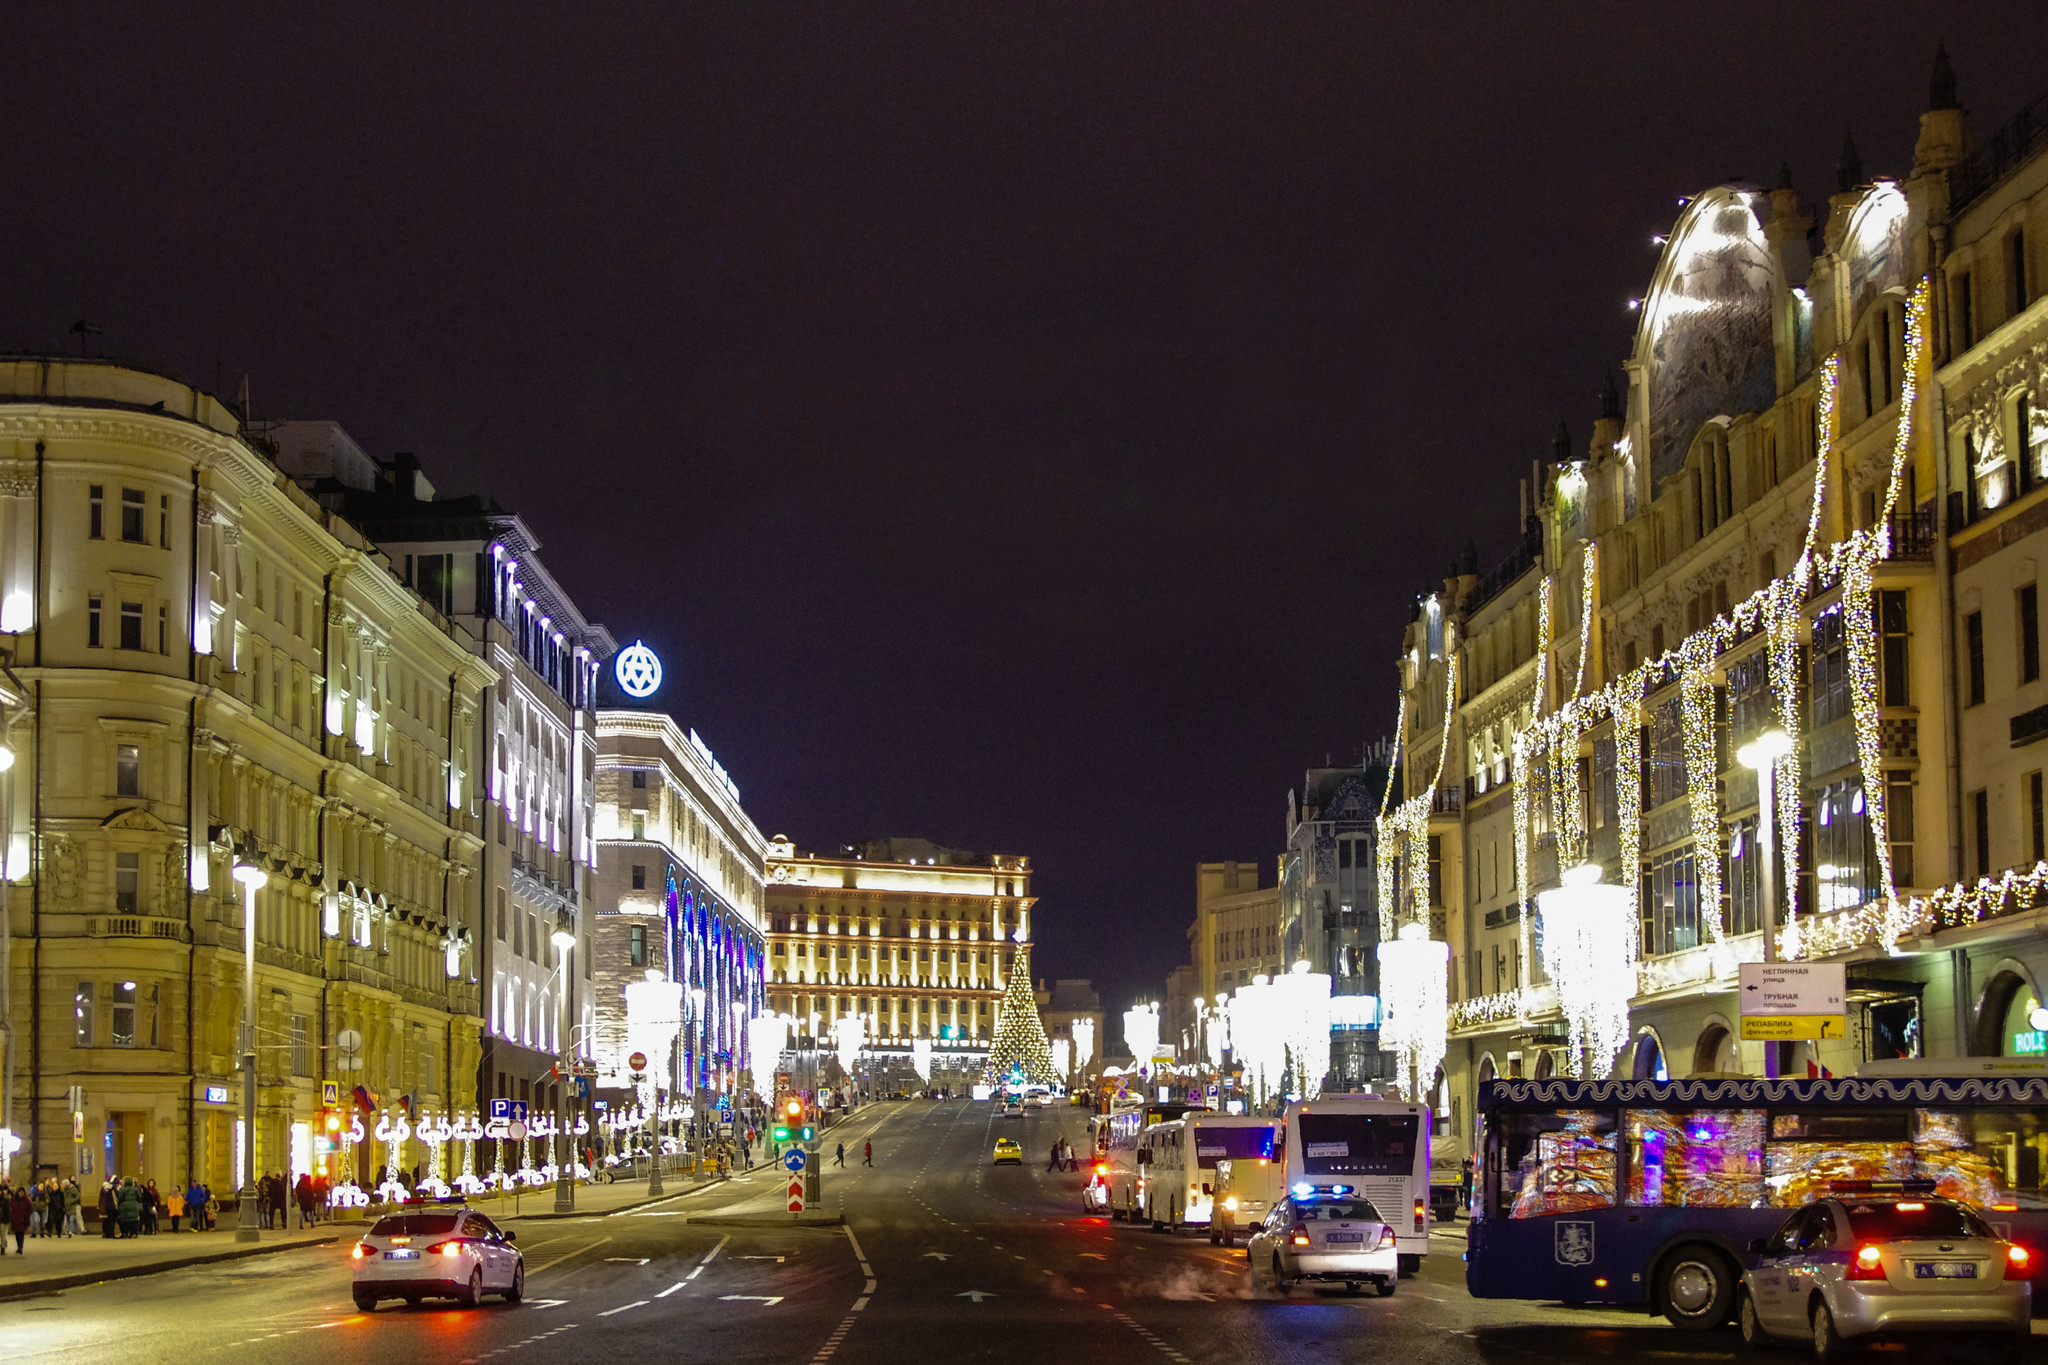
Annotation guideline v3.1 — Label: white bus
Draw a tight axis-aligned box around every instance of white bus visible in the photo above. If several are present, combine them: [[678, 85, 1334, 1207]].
[[1186, 1113, 1284, 1244], [1283, 1094, 1430, 1272], [1091, 1097, 1201, 1219]]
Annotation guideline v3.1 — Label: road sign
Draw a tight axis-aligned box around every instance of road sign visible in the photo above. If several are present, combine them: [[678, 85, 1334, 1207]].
[[1739, 962, 1846, 1017], [490, 1098, 529, 1124], [321, 1080, 339, 1106], [508, 1119, 529, 1142], [1741, 1016, 1848, 1041], [787, 1177, 805, 1213], [629, 1051, 648, 1072], [783, 1147, 808, 1172]]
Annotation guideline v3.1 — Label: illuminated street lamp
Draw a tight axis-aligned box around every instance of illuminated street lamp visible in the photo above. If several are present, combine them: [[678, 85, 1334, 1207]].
[[1738, 727, 1793, 1078], [232, 862, 268, 1242], [550, 928, 577, 1213], [1536, 864, 1633, 1078]]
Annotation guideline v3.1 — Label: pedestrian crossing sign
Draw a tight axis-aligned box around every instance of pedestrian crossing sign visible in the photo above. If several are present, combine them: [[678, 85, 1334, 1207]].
[[321, 1080, 340, 1106]]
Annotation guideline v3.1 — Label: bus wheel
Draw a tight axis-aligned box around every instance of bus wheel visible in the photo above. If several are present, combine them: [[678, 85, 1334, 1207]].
[[1657, 1244, 1736, 1331], [1397, 1254, 1419, 1278]]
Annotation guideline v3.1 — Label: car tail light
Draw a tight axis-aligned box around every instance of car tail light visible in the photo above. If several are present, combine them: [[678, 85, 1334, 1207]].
[[1414, 1198, 1425, 1232], [1374, 1226, 1394, 1251], [351, 1243, 369, 1260], [1848, 1244, 1886, 1281], [1290, 1226, 1312, 1247], [425, 1240, 466, 1258], [2010, 1245, 2031, 1270]]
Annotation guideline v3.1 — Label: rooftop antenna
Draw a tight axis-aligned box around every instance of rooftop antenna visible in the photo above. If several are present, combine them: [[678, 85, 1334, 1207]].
[[68, 319, 101, 357]]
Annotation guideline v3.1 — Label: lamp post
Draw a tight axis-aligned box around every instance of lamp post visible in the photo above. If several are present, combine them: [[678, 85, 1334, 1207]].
[[232, 862, 268, 1242], [549, 928, 577, 1212], [1737, 727, 1794, 1077]]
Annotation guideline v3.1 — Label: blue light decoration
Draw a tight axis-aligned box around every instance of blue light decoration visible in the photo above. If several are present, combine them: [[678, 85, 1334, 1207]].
[[659, 868, 768, 1102]]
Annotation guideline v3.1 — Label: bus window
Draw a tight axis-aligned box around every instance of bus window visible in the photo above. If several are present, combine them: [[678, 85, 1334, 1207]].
[[1296, 1112, 1418, 1177], [1624, 1109, 1764, 1207], [1193, 1126, 1277, 1167], [1499, 1109, 1617, 1219], [1916, 1108, 2048, 1209], [1766, 1109, 1911, 1206]]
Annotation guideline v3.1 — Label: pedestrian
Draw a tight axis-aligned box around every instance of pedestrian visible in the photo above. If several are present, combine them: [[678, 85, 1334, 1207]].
[[166, 1184, 185, 1234], [143, 1179, 162, 1234], [100, 1179, 118, 1238], [833, 1142, 845, 1167], [295, 1172, 315, 1228], [29, 1181, 47, 1237], [863, 1140, 873, 1167], [1047, 1142, 1060, 1172], [63, 1178, 83, 1236], [7, 1183, 28, 1254], [117, 1177, 142, 1238], [184, 1178, 206, 1233]]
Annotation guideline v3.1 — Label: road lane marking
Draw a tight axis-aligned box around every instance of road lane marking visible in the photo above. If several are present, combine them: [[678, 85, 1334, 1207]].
[[685, 1266, 703, 1280], [597, 1300, 649, 1317], [702, 1234, 731, 1265], [863, 1278, 877, 1293], [851, 1296, 869, 1311], [657, 1282, 686, 1298], [528, 1234, 612, 1274], [605, 1257, 651, 1266], [720, 1295, 784, 1305]]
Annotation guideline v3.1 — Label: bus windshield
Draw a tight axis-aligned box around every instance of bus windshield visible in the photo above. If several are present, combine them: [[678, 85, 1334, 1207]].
[[1295, 1112, 1419, 1177], [1192, 1125, 1278, 1168]]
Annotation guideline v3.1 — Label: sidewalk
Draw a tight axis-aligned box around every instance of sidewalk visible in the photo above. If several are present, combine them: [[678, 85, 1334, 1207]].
[[0, 1172, 729, 1300]]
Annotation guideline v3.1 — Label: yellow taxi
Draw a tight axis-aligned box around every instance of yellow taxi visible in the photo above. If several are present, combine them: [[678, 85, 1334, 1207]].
[[993, 1137, 1024, 1166]]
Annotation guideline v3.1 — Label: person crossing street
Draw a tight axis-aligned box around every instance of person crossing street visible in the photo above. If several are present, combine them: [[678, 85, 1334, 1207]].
[[863, 1140, 873, 1167], [833, 1141, 845, 1167]]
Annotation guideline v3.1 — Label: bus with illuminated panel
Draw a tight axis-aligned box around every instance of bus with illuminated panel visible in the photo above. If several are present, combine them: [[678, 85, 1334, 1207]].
[[1282, 1094, 1432, 1272], [1090, 1096, 1203, 1219], [1466, 1073, 2048, 1330]]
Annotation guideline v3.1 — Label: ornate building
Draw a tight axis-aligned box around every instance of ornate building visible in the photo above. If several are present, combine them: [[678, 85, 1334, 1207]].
[[764, 837, 1031, 1092], [0, 360, 493, 1190], [1391, 56, 2048, 1155], [1280, 760, 1395, 1087]]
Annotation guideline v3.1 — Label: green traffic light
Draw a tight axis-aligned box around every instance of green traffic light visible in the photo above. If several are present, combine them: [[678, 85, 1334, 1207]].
[[771, 1125, 791, 1142]]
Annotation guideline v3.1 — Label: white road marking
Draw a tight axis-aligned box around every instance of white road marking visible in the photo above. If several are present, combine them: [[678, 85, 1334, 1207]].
[[958, 1290, 996, 1302], [685, 1266, 703, 1280], [701, 1234, 731, 1264], [852, 1296, 869, 1311], [525, 1299, 569, 1310], [720, 1295, 784, 1305], [605, 1257, 651, 1266], [657, 1282, 686, 1298], [863, 1279, 876, 1293], [529, 1235, 612, 1274], [597, 1300, 649, 1317]]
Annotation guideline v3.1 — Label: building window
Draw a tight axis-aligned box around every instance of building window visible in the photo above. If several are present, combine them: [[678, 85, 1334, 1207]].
[[1887, 773, 1916, 887], [1967, 610, 1986, 707], [120, 488, 145, 543], [2013, 227, 2030, 317], [291, 1014, 311, 1075], [87, 595, 102, 648], [118, 601, 143, 651], [159, 493, 171, 549], [1878, 591, 1910, 705], [1813, 780, 1876, 913], [2023, 585, 2042, 685], [111, 980, 138, 1047], [1811, 609, 1849, 726], [1726, 818, 1761, 937], [415, 553, 453, 614], [74, 982, 94, 1047], [116, 743, 141, 798], [494, 887, 507, 940], [157, 604, 168, 656], [1639, 844, 1699, 958], [88, 485, 104, 540], [630, 864, 646, 890], [115, 851, 139, 912], [632, 814, 644, 840], [631, 770, 647, 789], [1974, 787, 1992, 879], [629, 923, 647, 968]]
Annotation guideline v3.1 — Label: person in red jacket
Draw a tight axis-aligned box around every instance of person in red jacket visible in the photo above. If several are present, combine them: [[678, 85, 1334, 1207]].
[[6, 1184, 30, 1254]]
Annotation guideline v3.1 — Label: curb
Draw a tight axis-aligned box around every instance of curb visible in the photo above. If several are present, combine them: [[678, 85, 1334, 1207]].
[[0, 1234, 340, 1302], [686, 1212, 844, 1228]]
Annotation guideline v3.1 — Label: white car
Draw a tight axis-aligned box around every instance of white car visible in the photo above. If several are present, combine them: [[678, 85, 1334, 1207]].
[[351, 1207, 525, 1311], [1246, 1193, 1398, 1296]]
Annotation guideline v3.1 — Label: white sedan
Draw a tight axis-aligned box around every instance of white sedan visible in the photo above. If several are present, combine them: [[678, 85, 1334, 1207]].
[[1246, 1194, 1398, 1296], [351, 1207, 525, 1310]]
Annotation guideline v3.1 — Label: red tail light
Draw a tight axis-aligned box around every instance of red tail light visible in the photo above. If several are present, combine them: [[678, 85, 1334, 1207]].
[[1290, 1225, 1312, 1247], [425, 1239, 466, 1258], [350, 1243, 368, 1259], [2010, 1245, 2031, 1270], [1847, 1244, 1886, 1281], [1374, 1226, 1394, 1251], [1414, 1197, 1425, 1232]]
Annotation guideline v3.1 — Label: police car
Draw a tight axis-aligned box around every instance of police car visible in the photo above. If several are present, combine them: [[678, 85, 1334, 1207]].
[[351, 1205, 525, 1311]]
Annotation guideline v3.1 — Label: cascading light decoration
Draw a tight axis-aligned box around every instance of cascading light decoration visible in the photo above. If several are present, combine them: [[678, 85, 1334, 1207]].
[[1049, 1036, 1071, 1081], [1070, 1017, 1095, 1072], [910, 1035, 933, 1083], [1123, 1002, 1161, 1071], [1571, 542, 1597, 700], [832, 1011, 866, 1077], [1378, 652, 1460, 931], [1376, 923, 1448, 1100], [1511, 727, 1533, 1022], [1225, 977, 1284, 1105], [1678, 635, 1729, 965], [1537, 863, 1635, 1073], [1276, 962, 1333, 1101], [1375, 692, 1407, 947], [747, 1013, 790, 1102]]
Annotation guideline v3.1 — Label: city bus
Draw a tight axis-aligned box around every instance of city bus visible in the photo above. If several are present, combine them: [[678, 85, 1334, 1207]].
[[1467, 1074, 2048, 1330], [1282, 1094, 1431, 1272], [1190, 1113, 1285, 1245], [1090, 1096, 1202, 1219]]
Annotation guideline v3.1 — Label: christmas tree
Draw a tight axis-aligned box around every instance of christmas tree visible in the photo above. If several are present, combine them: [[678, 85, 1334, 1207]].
[[984, 939, 1058, 1085]]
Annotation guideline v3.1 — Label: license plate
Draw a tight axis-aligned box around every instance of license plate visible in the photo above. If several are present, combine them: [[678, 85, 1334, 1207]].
[[384, 1250, 419, 1260], [1326, 1232, 1364, 1243], [1913, 1261, 1977, 1279]]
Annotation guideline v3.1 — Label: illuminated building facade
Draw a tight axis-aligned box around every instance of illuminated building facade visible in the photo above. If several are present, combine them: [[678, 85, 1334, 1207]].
[[590, 707, 767, 1104], [764, 837, 1031, 1089], [0, 361, 493, 1191], [1395, 55, 2048, 1156]]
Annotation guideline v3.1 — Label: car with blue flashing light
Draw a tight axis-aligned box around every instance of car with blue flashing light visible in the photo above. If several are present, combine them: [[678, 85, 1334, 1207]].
[[1737, 1192, 2030, 1361], [1283, 1095, 1430, 1274], [350, 1207, 524, 1311], [1246, 1188, 1399, 1296]]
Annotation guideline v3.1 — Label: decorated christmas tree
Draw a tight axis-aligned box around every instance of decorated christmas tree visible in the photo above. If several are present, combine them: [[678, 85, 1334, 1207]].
[[984, 939, 1058, 1086]]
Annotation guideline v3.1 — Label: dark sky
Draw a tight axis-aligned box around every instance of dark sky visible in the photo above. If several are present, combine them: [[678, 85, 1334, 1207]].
[[6, 7, 2042, 1036]]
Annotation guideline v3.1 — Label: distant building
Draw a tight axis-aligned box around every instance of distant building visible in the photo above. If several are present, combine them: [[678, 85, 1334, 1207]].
[[1280, 760, 1396, 1089], [1036, 978, 1104, 1087], [1191, 860, 1282, 1004]]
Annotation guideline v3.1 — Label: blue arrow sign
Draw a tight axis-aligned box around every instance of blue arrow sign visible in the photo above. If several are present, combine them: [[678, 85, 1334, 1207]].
[[783, 1147, 808, 1172]]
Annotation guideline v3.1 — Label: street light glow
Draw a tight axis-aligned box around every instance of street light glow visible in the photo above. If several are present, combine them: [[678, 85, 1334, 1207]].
[[1736, 727, 1792, 770], [231, 863, 267, 889]]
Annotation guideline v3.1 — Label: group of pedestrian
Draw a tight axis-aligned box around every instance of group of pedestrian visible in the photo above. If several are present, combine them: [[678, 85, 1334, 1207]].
[[181, 1179, 218, 1232], [250, 1171, 321, 1229], [1046, 1138, 1079, 1172], [95, 1176, 172, 1237], [0, 1177, 85, 1252]]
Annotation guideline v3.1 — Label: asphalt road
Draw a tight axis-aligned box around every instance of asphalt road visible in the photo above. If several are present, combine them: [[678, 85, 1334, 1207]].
[[0, 1099, 2040, 1364]]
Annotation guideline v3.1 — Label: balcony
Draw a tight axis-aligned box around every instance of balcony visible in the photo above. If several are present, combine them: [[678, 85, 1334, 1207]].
[[1950, 84, 2048, 215], [1881, 506, 1936, 562]]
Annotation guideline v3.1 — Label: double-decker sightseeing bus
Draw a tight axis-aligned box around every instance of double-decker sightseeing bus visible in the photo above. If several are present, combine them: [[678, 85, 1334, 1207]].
[[1087, 1096, 1202, 1218], [1467, 1074, 2048, 1330]]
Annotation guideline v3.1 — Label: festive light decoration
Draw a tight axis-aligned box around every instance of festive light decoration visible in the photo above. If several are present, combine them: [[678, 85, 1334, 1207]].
[[1070, 1017, 1095, 1072], [1050, 1037, 1071, 1080], [1122, 1002, 1161, 1070], [1226, 976, 1284, 1105], [1276, 962, 1332, 1101], [1376, 923, 1448, 1100], [910, 1036, 933, 1082], [748, 1014, 790, 1101], [1537, 864, 1635, 1073], [832, 1012, 866, 1076], [985, 939, 1058, 1084], [1679, 635, 1729, 963], [1570, 542, 1596, 701]]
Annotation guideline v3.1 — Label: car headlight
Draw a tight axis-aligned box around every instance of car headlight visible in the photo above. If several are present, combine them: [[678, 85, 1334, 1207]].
[[1223, 1197, 1239, 1211]]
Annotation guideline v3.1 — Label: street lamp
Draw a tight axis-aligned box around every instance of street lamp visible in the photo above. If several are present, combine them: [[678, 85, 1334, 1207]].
[[549, 928, 577, 1211], [1737, 727, 1794, 1077], [232, 862, 268, 1242]]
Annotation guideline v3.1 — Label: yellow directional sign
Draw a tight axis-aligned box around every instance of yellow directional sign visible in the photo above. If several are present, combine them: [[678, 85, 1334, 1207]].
[[1740, 1016, 1846, 1041]]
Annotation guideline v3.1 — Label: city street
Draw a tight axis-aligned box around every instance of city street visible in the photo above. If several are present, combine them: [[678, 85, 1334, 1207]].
[[2, 1099, 2035, 1364]]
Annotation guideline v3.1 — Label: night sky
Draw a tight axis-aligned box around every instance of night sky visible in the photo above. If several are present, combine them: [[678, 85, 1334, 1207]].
[[6, 7, 2042, 1041]]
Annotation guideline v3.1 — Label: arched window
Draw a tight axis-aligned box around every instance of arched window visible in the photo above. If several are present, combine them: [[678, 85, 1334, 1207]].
[[1691, 1023, 1736, 1076], [1630, 1031, 1668, 1081]]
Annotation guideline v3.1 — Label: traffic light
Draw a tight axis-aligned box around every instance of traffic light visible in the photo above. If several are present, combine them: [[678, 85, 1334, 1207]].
[[773, 1096, 811, 1143]]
